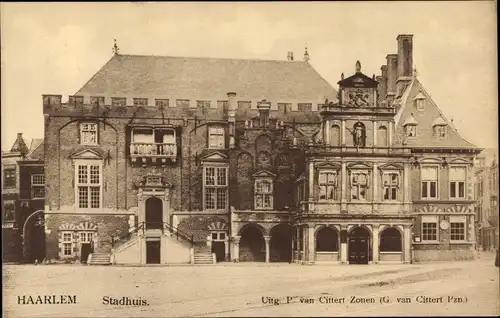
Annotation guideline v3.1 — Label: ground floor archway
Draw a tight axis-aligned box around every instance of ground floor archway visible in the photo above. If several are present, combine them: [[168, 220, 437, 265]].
[[269, 224, 293, 262], [348, 226, 371, 264], [23, 210, 46, 263], [239, 224, 265, 262]]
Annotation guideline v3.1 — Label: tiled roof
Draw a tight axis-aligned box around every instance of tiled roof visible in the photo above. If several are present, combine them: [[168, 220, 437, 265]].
[[393, 79, 478, 149], [26, 139, 44, 161], [10, 133, 29, 155], [76, 54, 337, 103]]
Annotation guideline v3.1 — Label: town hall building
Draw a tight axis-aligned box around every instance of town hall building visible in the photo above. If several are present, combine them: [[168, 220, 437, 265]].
[[42, 34, 481, 265]]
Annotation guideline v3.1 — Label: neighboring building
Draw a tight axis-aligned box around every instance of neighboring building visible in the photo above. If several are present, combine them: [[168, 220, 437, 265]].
[[475, 149, 499, 251], [42, 34, 481, 265], [1, 133, 38, 262]]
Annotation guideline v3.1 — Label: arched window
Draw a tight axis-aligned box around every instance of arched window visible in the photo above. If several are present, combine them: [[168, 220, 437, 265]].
[[377, 126, 388, 146], [330, 125, 341, 146], [380, 227, 402, 252], [316, 227, 339, 252]]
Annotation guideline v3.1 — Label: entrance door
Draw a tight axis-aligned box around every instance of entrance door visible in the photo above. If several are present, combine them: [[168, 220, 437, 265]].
[[348, 227, 370, 264], [211, 242, 225, 262], [145, 197, 163, 229], [80, 243, 93, 263], [146, 240, 161, 264]]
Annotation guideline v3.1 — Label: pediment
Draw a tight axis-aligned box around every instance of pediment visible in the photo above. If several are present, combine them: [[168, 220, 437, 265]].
[[417, 157, 442, 165], [379, 162, 404, 171], [252, 170, 277, 178], [69, 148, 104, 160], [338, 72, 378, 88], [199, 150, 228, 161], [315, 161, 341, 170], [448, 157, 471, 165], [347, 162, 372, 170]]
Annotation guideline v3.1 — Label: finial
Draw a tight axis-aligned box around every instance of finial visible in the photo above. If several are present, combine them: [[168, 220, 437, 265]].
[[341, 72, 344, 80], [372, 74, 376, 80], [304, 45, 310, 62], [113, 39, 120, 55], [413, 66, 418, 78], [355, 60, 361, 73]]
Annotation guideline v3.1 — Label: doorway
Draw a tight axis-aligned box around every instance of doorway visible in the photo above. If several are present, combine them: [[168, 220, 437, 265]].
[[80, 243, 93, 263], [145, 197, 163, 229], [146, 240, 161, 264], [210, 231, 226, 262], [348, 227, 370, 264]]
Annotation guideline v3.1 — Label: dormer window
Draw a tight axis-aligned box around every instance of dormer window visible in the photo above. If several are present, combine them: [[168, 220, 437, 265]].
[[432, 117, 447, 139], [414, 92, 426, 111], [403, 114, 418, 137]]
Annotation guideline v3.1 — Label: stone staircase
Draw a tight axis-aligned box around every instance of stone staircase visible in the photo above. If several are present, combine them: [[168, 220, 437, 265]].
[[193, 252, 215, 265], [88, 252, 112, 265]]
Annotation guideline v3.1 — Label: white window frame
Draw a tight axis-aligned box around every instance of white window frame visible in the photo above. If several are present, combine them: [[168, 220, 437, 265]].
[[435, 125, 447, 138], [449, 216, 467, 242], [211, 231, 226, 242], [62, 231, 74, 257], [80, 122, 98, 145], [421, 165, 439, 200], [2, 200, 15, 222], [3, 167, 16, 189], [74, 159, 103, 210], [254, 178, 274, 210], [79, 231, 94, 243], [382, 171, 400, 201], [416, 99, 425, 111], [208, 127, 225, 149], [421, 216, 439, 242], [203, 165, 228, 211], [449, 166, 467, 199], [318, 170, 338, 201], [350, 171, 370, 201], [31, 174, 45, 199], [405, 124, 417, 137]]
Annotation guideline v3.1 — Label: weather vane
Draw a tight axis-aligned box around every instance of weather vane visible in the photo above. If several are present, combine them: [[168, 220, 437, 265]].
[[113, 39, 120, 55]]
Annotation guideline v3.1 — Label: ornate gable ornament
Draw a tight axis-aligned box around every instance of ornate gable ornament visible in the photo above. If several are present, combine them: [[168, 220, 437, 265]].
[[69, 148, 104, 160], [136, 169, 172, 190], [252, 170, 277, 179]]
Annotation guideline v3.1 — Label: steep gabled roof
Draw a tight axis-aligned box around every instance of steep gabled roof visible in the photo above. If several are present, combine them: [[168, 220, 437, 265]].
[[76, 54, 337, 102], [26, 139, 44, 161], [393, 78, 477, 149], [10, 133, 29, 155]]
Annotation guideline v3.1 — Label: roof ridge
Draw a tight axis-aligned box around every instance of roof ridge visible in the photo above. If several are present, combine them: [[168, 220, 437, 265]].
[[116, 53, 307, 64]]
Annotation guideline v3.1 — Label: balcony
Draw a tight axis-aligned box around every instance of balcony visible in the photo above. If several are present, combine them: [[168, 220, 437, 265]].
[[129, 126, 178, 165], [130, 142, 177, 157], [306, 145, 411, 157]]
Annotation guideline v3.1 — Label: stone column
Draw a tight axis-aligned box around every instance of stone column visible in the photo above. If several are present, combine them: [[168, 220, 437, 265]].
[[307, 224, 315, 263], [232, 236, 241, 262], [372, 224, 380, 264], [388, 121, 393, 145], [308, 161, 315, 200], [264, 236, 271, 263], [341, 120, 346, 145], [403, 163, 410, 203], [403, 225, 411, 264], [340, 225, 348, 264], [224, 236, 230, 261], [302, 227, 307, 262], [373, 120, 377, 146], [324, 120, 330, 145], [341, 162, 347, 202], [373, 164, 378, 202]]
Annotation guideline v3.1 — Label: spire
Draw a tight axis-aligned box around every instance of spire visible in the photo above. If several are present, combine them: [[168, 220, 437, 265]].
[[303, 45, 310, 62], [113, 39, 120, 55], [355, 60, 361, 73], [341, 73, 344, 80]]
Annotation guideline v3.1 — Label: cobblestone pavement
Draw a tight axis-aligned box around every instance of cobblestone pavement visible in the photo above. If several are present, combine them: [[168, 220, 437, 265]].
[[3, 255, 499, 317]]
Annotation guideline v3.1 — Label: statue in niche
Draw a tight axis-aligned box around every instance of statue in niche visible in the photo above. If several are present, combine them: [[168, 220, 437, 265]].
[[346, 122, 366, 147]]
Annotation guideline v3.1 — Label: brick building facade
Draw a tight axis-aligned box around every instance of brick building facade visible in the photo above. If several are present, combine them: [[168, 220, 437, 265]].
[[42, 34, 481, 265]]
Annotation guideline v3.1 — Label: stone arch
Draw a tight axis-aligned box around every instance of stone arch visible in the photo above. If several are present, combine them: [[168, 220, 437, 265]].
[[239, 223, 266, 262], [269, 223, 293, 262], [379, 227, 402, 252], [23, 210, 45, 263], [316, 226, 339, 252], [207, 221, 228, 231], [59, 223, 77, 231], [75, 221, 98, 231], [255, 134, 273, 152], [347, 225, 372, 264]]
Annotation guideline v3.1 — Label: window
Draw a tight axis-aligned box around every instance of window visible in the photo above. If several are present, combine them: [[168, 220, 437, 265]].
[[155, 99, 169, 108], [421, 167, 438, 199], [211, 231, 226, 241], [133, 98, 148, 107], [436, 125, 446, 138], [450, 167, 466, 199], [450, 216, 466, 241], [380, 227, 402, 251], [421, 217, 438, 241], [31, 174, 45, 199], [111, 97, 126, 107], [383, 173, 399, 201], [255, 179, 273, 209], [62, 232, 73, 256], [3, 202, 15, 221], [3, 168, 16, 188], [204, 166, 228, 210], [76, 163, 101, 209], [318, 171, 337, 200], [80, 232, 94, 243], [351, 172, 368, 200], [416, 99, 425, 111], [208, 127, 225, 148], [405, 125, 417, 137], [80, 123, 98, 145]]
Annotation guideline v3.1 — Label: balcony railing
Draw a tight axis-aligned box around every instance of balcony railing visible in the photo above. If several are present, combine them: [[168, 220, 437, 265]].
[[130, 142, 177, 158], [306, 145, 411, 156]]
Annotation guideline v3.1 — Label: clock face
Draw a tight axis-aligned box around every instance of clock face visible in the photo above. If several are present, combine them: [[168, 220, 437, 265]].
[[440, 220, 449, 230]]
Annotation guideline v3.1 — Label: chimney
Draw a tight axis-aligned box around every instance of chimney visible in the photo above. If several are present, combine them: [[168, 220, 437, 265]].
[[227, 92, 237, 111], [386, 54, 398, 98], [257, 99, 271, 128], [378, 65, 388, 102], [227, 92, 237, 136], [287, 51, 294, 61], [396, 34, 413, 95]]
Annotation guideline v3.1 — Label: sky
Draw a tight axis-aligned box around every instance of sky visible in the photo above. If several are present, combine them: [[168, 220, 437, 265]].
[[1, 2, 497, 150]]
